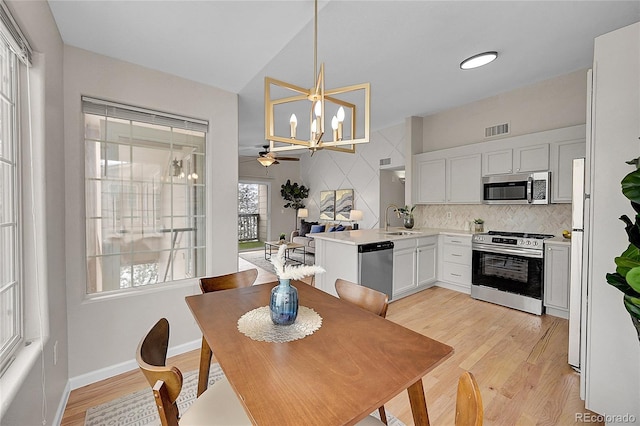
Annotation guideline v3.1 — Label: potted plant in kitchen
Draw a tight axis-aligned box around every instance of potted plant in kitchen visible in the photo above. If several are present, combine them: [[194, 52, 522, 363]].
[[473, 218, 485, 233], [279, 233, 286, 243], [396, 205, 416, 229], [606, 157, 640, 342]]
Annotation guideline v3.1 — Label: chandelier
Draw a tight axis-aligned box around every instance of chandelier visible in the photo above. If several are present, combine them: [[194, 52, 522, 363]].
[[264, 0, 370, 155]]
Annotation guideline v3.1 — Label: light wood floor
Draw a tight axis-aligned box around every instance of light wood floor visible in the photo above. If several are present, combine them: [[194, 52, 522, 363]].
[[61, 258, 600, 425]]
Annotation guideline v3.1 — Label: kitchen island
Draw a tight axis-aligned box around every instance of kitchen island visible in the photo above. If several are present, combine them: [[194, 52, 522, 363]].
[[312, 228, 473, 299]]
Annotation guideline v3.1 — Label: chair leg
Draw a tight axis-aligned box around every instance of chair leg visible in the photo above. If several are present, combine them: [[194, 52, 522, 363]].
[[197, 336, 213, 397], [378, 405, 388, 425]]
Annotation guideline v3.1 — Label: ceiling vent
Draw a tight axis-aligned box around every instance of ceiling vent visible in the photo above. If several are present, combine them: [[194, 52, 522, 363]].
[[485, 122, 510, 138]]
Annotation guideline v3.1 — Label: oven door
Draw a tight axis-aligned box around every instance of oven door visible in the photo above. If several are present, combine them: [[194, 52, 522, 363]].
[[471, 244, 544, 299]]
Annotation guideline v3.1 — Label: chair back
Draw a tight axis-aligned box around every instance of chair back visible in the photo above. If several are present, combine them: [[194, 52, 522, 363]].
[[455, 371, 484, 426], [335, 279, 389, 318], [199, 268, 258, 293], [136, 318, 183, 425]]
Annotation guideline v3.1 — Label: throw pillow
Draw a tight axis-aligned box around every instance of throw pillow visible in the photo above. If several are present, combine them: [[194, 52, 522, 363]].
[[328, 226, 337, 232], [335, 225, 345, 231], [310, 224, 326, 233], [300, 220, 317, 237]]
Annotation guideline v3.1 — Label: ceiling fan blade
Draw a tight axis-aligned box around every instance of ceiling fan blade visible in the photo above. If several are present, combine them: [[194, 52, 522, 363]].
[[277, 157, 300, 161]]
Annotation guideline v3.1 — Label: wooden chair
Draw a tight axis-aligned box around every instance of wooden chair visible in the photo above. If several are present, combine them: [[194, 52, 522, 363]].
[[197, 268, 258, 396], [455, 371, 484, 426], [335, 278, 390, 425], [136, 318, 250, 426]]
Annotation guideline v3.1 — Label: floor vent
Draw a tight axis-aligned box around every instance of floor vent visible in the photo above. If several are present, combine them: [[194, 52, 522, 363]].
[[485, 122, 510, 138]]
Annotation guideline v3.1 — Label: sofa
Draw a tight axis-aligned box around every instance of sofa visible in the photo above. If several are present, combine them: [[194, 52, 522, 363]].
[[290, 220, 353, 254]]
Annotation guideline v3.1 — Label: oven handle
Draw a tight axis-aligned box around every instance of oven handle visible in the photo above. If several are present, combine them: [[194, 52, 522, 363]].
[[472, 243, 543, 259]]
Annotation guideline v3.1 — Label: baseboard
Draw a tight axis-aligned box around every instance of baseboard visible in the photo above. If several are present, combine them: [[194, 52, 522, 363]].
[[545, 306, 569, 319], [68, 338, 200, 390], [53, 380, 71, 425], [435, 280, 471, 294]]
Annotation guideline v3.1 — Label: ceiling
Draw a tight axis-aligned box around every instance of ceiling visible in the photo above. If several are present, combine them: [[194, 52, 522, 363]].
[[48, 1, 640, 156]]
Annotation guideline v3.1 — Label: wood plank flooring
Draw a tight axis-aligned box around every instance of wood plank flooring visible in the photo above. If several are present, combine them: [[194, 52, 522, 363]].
[[61, 257, 599, 425]]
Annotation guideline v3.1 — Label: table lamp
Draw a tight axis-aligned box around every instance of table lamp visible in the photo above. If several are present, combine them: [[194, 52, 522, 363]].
[[349, 210, 363, 230], [297, 208, 309, 219]]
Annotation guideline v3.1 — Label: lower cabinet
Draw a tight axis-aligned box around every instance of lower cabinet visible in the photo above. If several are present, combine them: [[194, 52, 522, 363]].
[[544, 241, 571, 318], [392, 236, 437, 299], [438, 234, 472, 292]]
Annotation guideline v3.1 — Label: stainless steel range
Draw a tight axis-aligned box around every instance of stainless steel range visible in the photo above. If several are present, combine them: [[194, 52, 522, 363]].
[[471, 231, 554, 315]]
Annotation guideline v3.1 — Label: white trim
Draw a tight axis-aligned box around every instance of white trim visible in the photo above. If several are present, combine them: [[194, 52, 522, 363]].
[[68, 338, 200, 390], [434, 280, 471, 294], [53, 380, 71, 426]]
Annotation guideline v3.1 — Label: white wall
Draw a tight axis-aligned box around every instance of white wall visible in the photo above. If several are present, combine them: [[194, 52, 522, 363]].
[[239, 156, 302, 240], [63, 46, 239, 381], [586, 22, 640, 420], [2, 2, 67, 425], [300, 123, 406, 229], [422, 69, 588, 151]]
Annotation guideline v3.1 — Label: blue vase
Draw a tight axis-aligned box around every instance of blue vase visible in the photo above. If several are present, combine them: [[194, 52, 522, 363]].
[[270, 279, 299, 325]]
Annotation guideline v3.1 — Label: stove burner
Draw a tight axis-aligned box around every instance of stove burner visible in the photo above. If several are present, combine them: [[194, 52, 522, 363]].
[[487, 231, 554, 239]]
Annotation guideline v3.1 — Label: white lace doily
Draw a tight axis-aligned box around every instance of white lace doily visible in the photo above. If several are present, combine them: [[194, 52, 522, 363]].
[[237, 306, 322, 343]]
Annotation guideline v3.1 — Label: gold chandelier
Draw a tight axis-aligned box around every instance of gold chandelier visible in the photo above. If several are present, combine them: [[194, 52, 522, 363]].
[[264, 0, 370, 155]]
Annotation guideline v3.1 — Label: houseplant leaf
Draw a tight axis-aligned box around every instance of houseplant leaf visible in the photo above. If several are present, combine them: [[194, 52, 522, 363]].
[[606, 272, 638, 297], [625, 266, 640, 293], [621, 167, 640, 204]]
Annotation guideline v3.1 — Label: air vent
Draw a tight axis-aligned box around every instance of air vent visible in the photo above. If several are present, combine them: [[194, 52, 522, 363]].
[[379, 158, 391, 166], [485, 122, 510, 138]]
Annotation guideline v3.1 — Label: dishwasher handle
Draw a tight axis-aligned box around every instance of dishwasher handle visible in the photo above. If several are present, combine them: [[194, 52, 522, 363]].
[[358, 241, 394, 253]]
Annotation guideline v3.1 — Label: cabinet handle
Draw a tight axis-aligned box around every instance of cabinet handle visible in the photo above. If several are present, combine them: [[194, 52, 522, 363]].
[[451, 273, 462, 277], [452, 253, 462, 257], [451, 240, 461, 243]]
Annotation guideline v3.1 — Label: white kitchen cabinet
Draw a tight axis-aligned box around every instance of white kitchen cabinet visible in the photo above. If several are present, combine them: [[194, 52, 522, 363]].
[[392, 239, 417, 297], [482, 149, 513, 175], [438, 234, 472, 292], [550, 139, 586, 203], [414, 156, 446, 203], [544, 241, 570, 319], [447, 154, 482, 203], [513, 144, 549, 173], [416, 237, 438, 287], [414, 152, 480, 204]]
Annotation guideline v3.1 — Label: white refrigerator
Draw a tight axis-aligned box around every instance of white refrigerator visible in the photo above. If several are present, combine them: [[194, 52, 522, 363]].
[[568, 157, 590, 376]]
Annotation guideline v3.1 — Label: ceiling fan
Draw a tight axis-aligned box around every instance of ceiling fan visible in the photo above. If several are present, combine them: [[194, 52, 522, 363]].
[[257, 145, 299, 167]]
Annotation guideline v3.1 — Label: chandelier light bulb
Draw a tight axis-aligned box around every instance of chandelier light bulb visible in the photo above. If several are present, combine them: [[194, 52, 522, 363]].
[[337, 106, 345, 122], [332, 116, 339, 141], [314, 100, 322, 117], [289, 113, 297, 138]]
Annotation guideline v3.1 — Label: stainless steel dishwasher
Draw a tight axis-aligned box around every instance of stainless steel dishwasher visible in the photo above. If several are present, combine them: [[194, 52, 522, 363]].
[[358, 241, 394, 299]]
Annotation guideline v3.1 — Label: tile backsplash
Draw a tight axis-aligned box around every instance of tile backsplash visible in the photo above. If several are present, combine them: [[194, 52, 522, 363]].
[[414, 204, 572, 236]]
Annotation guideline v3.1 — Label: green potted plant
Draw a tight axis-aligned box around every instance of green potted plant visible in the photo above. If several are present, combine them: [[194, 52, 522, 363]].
[[473, 218, 484, 233], [279, 233, 286, 243], [606, 157, 640, 341], [396, 205, 416, 229], [280, 179, 309, 210]]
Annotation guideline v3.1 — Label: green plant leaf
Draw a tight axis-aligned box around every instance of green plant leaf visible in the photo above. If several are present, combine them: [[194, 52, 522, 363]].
[[614, 244, 640, 276], [621, 168, 640, 204], [626, 266, 640, 293], [623, 295, 640, 320], [606, 272, 640, 297]]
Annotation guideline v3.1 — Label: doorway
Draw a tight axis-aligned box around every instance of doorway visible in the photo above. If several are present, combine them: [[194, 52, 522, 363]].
[[238, 181, 270, 252]]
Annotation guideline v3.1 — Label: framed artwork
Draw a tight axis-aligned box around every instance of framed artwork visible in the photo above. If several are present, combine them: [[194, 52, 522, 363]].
[[335, 189, 354, 221], [319, 190, 335, 220]]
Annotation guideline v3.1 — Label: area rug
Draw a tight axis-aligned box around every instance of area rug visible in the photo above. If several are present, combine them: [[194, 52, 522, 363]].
[[239, 248, 314, 273], [84, 363, 406, 426]]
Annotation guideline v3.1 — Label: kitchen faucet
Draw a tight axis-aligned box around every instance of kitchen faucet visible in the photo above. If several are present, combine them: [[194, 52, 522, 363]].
[[385, 204, 400, 231]]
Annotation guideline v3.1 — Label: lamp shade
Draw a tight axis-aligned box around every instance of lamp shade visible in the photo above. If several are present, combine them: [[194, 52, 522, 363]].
[[349, 210, 363, 221], [297, 208, 309, 218], [257, 156, 276, 167]]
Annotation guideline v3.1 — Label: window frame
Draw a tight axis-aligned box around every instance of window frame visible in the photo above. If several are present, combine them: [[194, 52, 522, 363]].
[[82, 97, 209, 296]]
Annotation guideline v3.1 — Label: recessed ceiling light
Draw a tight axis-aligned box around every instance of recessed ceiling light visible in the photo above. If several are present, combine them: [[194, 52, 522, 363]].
[[460, 51, 498, 70]]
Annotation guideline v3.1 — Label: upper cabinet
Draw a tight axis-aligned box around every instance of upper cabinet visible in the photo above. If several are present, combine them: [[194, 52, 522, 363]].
[[482, 144, 549, 176], [414, 152, 481, 204], [514, 144, 549, 173], [413, 124, 587, 205], [550, 139, 586, 203]]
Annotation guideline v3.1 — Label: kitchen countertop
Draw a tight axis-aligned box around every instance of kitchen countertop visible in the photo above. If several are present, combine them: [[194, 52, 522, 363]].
[[310, 227, 474, 246], [545, 236, 572, 245]]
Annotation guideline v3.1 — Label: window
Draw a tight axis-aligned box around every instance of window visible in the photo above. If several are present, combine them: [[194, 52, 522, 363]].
[[83, 98, 207, 294], [0, 0, 32, 381]]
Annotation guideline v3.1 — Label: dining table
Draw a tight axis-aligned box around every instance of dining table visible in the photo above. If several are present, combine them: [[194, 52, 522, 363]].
[[185, 281, 453, 426]]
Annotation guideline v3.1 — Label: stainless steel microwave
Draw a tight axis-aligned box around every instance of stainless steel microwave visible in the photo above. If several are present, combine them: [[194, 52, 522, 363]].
[[482, 172, 550, 204]]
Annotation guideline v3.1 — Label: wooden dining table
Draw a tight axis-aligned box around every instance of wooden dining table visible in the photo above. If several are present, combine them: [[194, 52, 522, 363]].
[[185, 281, 453, 426]]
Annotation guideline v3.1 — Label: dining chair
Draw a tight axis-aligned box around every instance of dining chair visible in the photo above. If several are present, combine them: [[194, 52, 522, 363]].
[[136, 318, 251, 426], [455, 371, 484, 426], [197, 268, 258, 396], [335, 278, 390, 425]]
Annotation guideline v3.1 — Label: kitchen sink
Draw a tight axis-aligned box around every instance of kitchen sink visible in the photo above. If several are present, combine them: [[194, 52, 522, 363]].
[[383, 231, 418, 236]]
